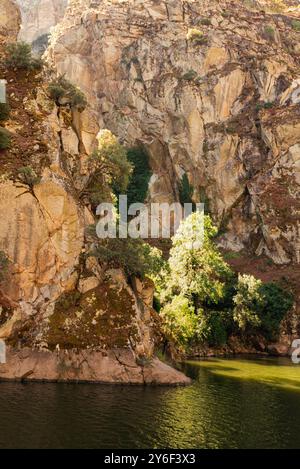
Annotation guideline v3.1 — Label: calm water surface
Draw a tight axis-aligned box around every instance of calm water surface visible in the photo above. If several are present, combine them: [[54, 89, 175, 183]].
[[0, 357, 300, 449]]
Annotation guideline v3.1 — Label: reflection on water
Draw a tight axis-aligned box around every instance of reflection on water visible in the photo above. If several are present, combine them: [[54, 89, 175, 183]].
[[0, 357, 299, 449]]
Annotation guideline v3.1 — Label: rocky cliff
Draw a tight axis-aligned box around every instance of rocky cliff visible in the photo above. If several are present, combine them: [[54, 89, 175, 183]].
[[0, 0, 190, 385], [47, 0, 300, 266], [16, 0, 68, 44], [0, 0, 299, 381]]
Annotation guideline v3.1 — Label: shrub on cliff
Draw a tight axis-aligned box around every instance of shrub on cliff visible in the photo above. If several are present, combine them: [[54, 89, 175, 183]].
[[186, 28, 204, 41], [17, 166, 41, 187], [91, 236, 163, 279], [5, 42, 43, 70], [264, 25, 275, 41], [125, 147, 152, 206], [186, 28, 208, 45], [48, 75, 87, 111], [0, 127, 11, 149], [0, 251, 9, 281], [82, 130, 133, 207], [0, 103, 10, 122], [291, 20, 300, 31], [179, 173, 194, 207]]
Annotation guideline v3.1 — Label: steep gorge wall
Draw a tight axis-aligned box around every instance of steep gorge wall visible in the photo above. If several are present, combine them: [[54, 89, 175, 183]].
[[0, 0, 189, 384], [47, 0, 300, 265], [16, 0, 68, 43]]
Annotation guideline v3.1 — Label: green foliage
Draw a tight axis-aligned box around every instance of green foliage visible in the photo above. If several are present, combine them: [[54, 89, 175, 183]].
[[0, 251, 9, 281], [5, 42, 43, 70], [159, 213, 233, 349], [291, 20, 300, 31], [48, 75, 87, 110], [197, 310, 228, 347], [221, 11, 231, 18], [157, 214, 293, 351], [187, 28, 204, 41], [257, 282, 293, 340], [233, 274, 263, 331], [198, 18, 211, 26], [233, 275, 293, 340], [256, 101, 274, 111], [182, 70, 198, 81], [165, 213, 232, 304], [83, 130, 133, 207], [0, 103, 10, 122], [17, 166, 41, 187], [179, 173, 194, 206], [0, 127, 11, 149], [91, 236, 163, 279], [161, 295, 198, 348], [264, 25, 275, 41], [186, 28, 208, 45], [125, 147, 152, 206]]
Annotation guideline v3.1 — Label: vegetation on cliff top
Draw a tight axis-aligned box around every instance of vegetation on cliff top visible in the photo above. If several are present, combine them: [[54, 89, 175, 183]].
[[5, 42, 43, 70]]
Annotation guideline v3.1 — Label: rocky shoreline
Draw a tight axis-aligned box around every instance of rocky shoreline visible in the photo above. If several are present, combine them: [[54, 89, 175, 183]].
[[0, 346, 191, 385]]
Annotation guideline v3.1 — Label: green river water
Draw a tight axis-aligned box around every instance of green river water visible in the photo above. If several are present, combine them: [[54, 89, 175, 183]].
[[0, 357, 299, 449]]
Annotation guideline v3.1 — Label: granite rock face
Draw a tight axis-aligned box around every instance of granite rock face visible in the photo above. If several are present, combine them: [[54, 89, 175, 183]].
[[16, 0, 68, 43], [47, 0, 300, 265], [0, 347, 191, 385], [0, 0, 20, 46], [0, 0, 191, 385]]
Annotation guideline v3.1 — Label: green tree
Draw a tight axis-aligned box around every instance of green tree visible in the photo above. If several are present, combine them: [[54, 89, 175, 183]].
[[82, 130, 133, 207], [232, 276, 293, 339], [125, 147, 151, 206], [161, 295, 198, 348], [159, 213, 233, 349], [164, 212, 232, 304], [233, 274, 263, 332]]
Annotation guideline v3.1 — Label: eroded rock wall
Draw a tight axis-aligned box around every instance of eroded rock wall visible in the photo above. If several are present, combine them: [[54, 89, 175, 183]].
[[0, 0, 190, 385], [16, 0, 68, 43], [0, 0, 20, 46], [47, 0, 300, 264]]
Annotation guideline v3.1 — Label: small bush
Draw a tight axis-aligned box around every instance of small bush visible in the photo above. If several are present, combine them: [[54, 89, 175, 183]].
[[291, 20, 300, 32], [0, 251, 9, 281], [0, 103, 10, 122], [91, 237, 163, 279], [256, 101, 275, 111], [264, 25, 275, 41], [182, 70, 198, 81], [187, 28, 204, 41], [179, 173, 194, 206], [0, 127, 11, 149], [17, 166, 41, 187], [125, 147, 152, 206], [199, 18, 211, 26], [5, 42, 43, 70], [48, 76, 87, 110]]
